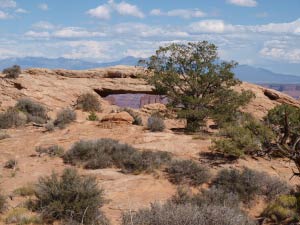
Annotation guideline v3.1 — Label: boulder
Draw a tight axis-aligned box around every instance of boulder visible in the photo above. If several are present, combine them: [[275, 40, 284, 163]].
[[100, 111, 134, 124]]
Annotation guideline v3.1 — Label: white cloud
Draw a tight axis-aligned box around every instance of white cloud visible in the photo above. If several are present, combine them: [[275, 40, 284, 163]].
[[189, 20, 235, 33], [150, 8, 206, 19], [53, 27, 106, 38], [32, 21, 55, 30], [0, 10, 9, 19], [0, 0, 16, 8], [227, 0, 257, 7], [87, 4, 111, 19], [87, 0, 144, 20], [38, 3, 48, 11], [24, 31, 50, 38], [15, 8, 29, 14]]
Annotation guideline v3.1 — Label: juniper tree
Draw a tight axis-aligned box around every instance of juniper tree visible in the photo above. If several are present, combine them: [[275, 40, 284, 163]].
[[141, 41, 253, 131]]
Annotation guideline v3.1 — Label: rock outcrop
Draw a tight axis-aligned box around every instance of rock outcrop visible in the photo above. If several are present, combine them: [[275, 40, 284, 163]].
[[100, 111, 134, 125]]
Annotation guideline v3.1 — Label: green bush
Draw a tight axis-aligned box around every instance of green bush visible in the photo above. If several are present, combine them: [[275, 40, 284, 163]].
[[13, 184, 35, 197], [87, 111, 98, 121], [54, 108, 76, 128], [147, 115, 165, 132], [76, 93, 101, 112], [212, 168, 289, 204], [262, 194, 298, 223], [2, 65, 21, 78], [0, 107, 26, 129], [120, 108, 142, 125], [63, 139, 171, 173], [34, 168, 109, 224], [166, 160, 210, 186], [122, 202, 255, 225], [15, 98, 48, 124], [36, 145, 64, 157]]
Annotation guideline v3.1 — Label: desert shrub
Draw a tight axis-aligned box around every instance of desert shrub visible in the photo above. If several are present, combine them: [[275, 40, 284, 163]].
[[87, 111, 98, 121], [14, 184, 35, 197], [122, 202, 255, 225], [166, 160, 210, 186], [212, 116, 274, 158], [5, 207, 42, 224], [2, 65, 21, 78], [0, 132, 10, 140], [63, 139, 171, 173], [147, 115, 165, 132], [36, 145, 64, 157], [34, 168, 108, 224], [54, 108, 76, 128], [15, 98, 48, 124], [262, 194, 299, 223], [120, 108, 142, 125], [76, 93, 101, 112], [212, 168, 289, 204], [0, 192, 6, 213], [45, 121, 54, 132], [0, 107, 26, 129], [4, 159, 18, 169]]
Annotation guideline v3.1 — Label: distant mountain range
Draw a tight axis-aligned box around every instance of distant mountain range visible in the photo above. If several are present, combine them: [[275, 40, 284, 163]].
[[1, 56, 300, 84]]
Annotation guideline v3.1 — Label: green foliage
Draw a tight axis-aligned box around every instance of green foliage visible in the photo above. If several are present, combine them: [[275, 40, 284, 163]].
[[141, 41, 253, 132], [147, 114, 165, 132], [54, 108, 76, 128], [87, 111, 98, 121], [120, 108, 143, 125], [122, 202, 255, 225], [212, 114, 274, 158], [266, 104, 300, 146], [5, 207, 42, 224], [212, 168, 289, 204], [34, 168, 109, 224], [76, 93, 101, 112], [166, 160, 211, 186], [15, 98, 48, 124], [14, 184, 35, 197], [36, 145, 64, 157], [263, 195, 299, 224], [0, 107, 26, 129], [63, 139, 171, 173], [2, 65, 21, 78]]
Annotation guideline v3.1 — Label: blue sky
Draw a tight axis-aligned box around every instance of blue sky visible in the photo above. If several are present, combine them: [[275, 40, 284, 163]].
[[0, 0, 300, 74]]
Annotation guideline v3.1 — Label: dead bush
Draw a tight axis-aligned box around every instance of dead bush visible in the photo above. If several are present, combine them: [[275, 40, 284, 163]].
[[2, 65, 21, 78], [54, 108, 76, 128], [76, 93, 101, 112]]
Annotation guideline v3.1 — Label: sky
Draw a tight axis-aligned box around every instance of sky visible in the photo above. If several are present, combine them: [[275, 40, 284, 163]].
[[0, 0, 300, 74]]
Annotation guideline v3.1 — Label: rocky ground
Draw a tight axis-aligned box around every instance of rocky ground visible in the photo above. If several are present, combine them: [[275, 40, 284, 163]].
[[0, 66, 300, 224]]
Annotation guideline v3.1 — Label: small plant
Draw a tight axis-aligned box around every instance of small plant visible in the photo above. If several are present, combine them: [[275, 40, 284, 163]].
[[87, 111, 98, 121], [2, 65, 21, 78], [166, 160, 210, 186], [76, 93, 101, 112], [120, 108, 142, 125], [0, 132, 10, 140], [54, 108, 76, 128], [13, 184, 35, 197], [36, 145, 64, 157], [34, 168, 108, 224], [0, 192, 6, 213], [147, 114, 165, 132], [262, 194, 298, 223], [0, 107, 26, 129], [5, 207, 42, 224], [4, 159, 18, 169], [45, 121, 54, 132]]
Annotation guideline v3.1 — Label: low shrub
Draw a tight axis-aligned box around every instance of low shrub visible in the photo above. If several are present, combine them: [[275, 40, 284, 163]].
[[76, 93, 101, 112], [63, 139, 171, 173], [122, 202, 255, 225], [0, 132, 10, 140], [147, 115, 165, 132], [4, 159, 18, 169], [54, 108, 76, 128], [45, 121, 54, 132], [5, 207, 42, 224], [120, 108, 142, 125], [15, 98, 48, 124], [212, 168, 289, 204], [36, 145, 64, 157], [2, 65, 21, 78], [34, 168, 108, 224], [166, 160, 210, 186], [14, 184, 35, 197], [262, 194, 298, 224], [87, 111, 98, 121], [0, 107, 26, 129], [0, 192, 6, 213]]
